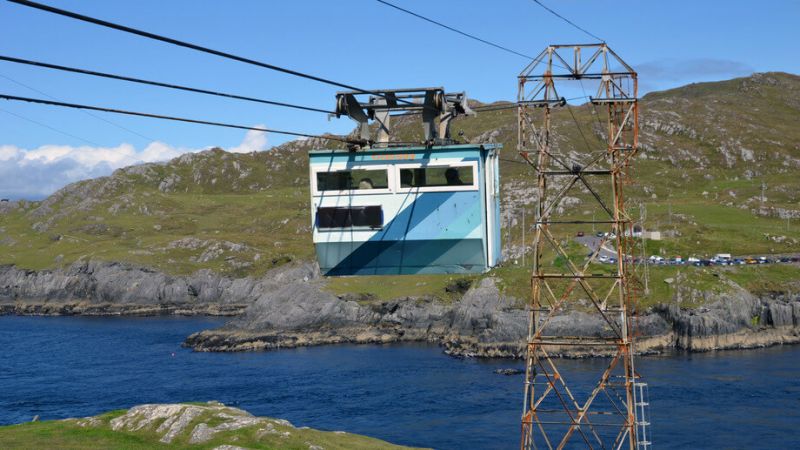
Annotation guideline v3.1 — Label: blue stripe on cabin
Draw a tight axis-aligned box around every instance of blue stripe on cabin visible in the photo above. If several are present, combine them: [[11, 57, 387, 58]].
[[316, 192, 483, 274], [317, 239, 484, 275], [376, 192, 481, 240]]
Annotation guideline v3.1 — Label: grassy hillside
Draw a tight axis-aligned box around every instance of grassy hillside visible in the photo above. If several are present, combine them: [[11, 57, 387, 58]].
[[1, 72, 799, 304], [0, 140, 331, 277], [0, 403, 421, 450]]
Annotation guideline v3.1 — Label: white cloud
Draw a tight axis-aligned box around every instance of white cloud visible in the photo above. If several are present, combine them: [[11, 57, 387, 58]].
[[0, 145, 21, 161], [228, 126, 268, 153], [0, 127, 272, 200]]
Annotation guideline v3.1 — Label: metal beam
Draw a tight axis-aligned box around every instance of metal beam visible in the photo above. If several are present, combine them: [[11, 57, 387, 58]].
[[517, 43, 643, 450]]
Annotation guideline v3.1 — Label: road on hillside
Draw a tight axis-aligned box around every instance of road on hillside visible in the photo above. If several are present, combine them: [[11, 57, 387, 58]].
[[575, 235, 617, 260], [573, 235, 800, 266]]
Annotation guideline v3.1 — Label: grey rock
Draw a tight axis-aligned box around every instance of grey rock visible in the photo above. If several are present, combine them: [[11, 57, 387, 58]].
[[229, 281, 375, 331], [189, 414, 262, 444], [0, 260, 318, 316], [450, 278, 526, 342], [187, 270, 800, 358], [110, 404, 204, 443], [494, 368, 524, 375], [4, 255, 798, 358], [108, 402, 293, 447]]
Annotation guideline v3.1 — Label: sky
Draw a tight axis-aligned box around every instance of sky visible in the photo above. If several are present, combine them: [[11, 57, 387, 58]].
[[0, 0, 798, 199]]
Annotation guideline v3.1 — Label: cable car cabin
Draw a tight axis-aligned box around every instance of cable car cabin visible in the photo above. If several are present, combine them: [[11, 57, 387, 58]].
[[309, 144, 501, 276]]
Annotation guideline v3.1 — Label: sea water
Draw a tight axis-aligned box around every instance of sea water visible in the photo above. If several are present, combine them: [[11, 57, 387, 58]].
[[1, 316, 798, 449]]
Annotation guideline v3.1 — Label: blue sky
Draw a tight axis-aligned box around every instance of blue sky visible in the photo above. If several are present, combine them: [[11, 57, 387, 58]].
[[0, 0, 798, 199]]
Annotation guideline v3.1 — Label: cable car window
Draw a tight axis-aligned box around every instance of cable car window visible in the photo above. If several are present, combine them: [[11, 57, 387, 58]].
[[399, 166, 474, 188], [317, 206, 383, 229], [316, 169, 388, 191]]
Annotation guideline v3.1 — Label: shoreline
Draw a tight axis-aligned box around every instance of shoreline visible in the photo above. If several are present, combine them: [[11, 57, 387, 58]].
[[0, 301, 246, 317], [3, 304, 798, 359], [182, 323, 800, 358], [3, 261, 799, 360]]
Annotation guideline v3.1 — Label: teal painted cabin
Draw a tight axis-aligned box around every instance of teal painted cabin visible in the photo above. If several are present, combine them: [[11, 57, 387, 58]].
[[309, 144, 502, 276]]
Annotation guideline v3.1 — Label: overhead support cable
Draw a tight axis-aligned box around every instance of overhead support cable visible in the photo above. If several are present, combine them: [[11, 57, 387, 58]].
[[0, 71, 155, 142], [0, 93, 357, 144], [529, 0, 605, 43], [374, 0, 576, 73], [0, 55, 336, 115], [0, 106, 101, 146], [7, 0, 430, 111], [375, 0, 536, 60]]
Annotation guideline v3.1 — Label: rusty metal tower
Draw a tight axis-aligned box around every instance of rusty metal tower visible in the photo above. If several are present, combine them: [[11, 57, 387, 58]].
[[517, 44, 646, 450]]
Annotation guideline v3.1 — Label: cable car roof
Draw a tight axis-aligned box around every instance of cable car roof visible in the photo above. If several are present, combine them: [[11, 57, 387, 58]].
[[308, 143, 501, 156]]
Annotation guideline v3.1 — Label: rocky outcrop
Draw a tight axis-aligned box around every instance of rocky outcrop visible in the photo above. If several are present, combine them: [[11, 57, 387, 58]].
[[0, 260, 317, 316], [185, 272, 800, 358], [655, 288, 800, 352], [2, 259, 798, 357], [36, 401, 419, 449]]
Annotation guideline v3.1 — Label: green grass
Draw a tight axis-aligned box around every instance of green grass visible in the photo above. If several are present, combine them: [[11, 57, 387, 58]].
[[0, 405, 423, 450], [490, 247, 800, 310], [634, 263, 800, 309], [723, 264, 800, 294], [325, 273, 478, 303], [0, 187, 315, 277], [640, 198, 800, 257], [490, 264, 533, 304]]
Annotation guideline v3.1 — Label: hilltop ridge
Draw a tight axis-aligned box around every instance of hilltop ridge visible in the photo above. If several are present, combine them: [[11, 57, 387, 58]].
[[1, 72, 799, 291]]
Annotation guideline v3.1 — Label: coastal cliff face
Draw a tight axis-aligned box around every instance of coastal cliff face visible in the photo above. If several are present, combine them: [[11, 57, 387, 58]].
[[0, 260, 314, 316], [2, 260, 798, 357], [178, 264, 799, 357]]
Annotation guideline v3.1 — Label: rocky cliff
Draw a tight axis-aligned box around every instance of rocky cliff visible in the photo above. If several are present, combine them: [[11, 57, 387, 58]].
[[183, 264, 800, 357], [2, 259, 798, 357], [0, 260, 314, 316]]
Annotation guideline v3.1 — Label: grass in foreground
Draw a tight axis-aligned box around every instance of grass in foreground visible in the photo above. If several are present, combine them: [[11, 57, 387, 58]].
[[0, 404, 424, 450]]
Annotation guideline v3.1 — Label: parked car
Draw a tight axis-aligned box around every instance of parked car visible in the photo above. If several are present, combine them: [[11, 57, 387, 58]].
[[577, 231, 584, 237], [714, 253, 732, 262], [758, 256, 768, 264], [744, 258, 757, 264], [596, 232, 604, 238]]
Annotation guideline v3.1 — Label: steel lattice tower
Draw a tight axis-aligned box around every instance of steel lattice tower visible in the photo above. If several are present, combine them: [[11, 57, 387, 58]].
[[517, 44, 646, 450]]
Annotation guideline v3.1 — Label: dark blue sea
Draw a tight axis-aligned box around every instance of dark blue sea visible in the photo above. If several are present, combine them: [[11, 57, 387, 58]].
[[1, 316, 798, 449]]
